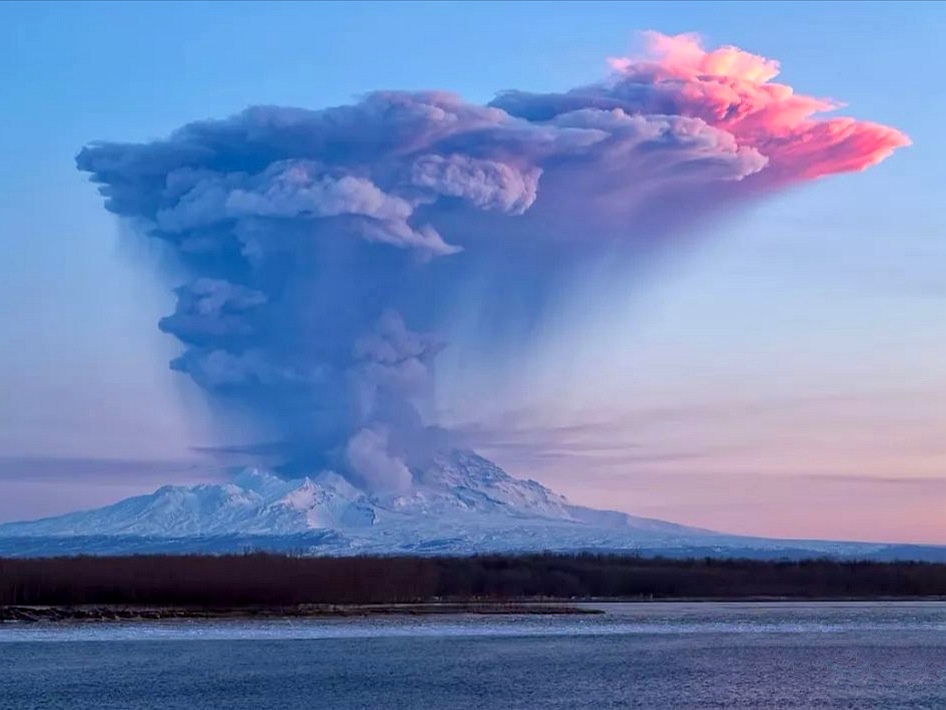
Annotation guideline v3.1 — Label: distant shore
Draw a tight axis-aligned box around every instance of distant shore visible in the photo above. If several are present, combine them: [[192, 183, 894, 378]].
[[0, 602, 598, 623], [6, 597, 946, 624]]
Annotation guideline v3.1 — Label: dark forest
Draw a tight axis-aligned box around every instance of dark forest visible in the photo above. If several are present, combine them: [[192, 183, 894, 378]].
[[3, 554, 946, 607]]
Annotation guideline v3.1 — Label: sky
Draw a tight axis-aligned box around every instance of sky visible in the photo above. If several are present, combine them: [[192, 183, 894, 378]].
[[1, 1, 944, 544]]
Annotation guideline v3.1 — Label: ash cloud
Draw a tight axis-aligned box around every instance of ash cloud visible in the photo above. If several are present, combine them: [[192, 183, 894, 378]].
[[76, 32, 908, 490]]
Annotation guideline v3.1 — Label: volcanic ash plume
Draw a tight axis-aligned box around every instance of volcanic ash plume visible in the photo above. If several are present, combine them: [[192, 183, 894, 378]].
[[76, 32, 908, 490]]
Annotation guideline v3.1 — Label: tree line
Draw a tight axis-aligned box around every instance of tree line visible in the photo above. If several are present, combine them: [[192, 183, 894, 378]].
[[2, 553, 945, 607]]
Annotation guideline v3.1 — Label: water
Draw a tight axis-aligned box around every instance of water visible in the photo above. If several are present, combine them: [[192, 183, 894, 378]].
[[2, 603, 945, 708]]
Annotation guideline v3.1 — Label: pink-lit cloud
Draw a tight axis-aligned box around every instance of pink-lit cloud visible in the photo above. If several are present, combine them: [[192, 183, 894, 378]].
[[606, 31, 911, 181]]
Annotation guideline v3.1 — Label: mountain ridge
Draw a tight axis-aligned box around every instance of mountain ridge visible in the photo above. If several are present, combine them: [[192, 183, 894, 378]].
[[1, 450, 942, 560], [0, 450, 707, 539]]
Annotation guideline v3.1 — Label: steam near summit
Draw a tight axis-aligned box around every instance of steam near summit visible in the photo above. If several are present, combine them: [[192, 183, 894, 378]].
[[75, 32, 908, 492]]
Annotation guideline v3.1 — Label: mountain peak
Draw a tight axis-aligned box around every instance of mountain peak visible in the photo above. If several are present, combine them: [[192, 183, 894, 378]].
[[0, 450, 722, 554], [0, 451, 942, 560]]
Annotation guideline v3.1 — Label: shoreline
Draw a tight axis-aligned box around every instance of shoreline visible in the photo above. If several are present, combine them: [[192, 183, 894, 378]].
[[5, 597, 946, 624], [0, 602, 600, 623]]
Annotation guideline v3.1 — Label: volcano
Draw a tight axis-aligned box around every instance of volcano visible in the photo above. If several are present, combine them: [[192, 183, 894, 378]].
[[1, 451, 942, 560]]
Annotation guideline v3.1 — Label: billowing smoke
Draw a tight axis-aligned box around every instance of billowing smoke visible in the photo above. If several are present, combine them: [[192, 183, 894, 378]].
[[76, 32, 908, 490]]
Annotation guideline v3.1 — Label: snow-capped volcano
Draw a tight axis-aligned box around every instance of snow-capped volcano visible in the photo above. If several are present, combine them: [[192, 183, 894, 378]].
[[0, 451, 701, 541], [1, 450, 943, 560], [0, 450, 712, 549]]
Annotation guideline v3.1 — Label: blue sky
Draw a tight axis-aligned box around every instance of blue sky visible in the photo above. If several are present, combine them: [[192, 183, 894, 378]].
[[1, 1, 944, 542]]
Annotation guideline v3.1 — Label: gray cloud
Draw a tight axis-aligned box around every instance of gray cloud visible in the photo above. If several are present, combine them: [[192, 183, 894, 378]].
[[75, 37, 903, 489]]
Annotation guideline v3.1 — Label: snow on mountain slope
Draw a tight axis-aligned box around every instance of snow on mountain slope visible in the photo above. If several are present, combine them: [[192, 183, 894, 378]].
[[0, 468, 375, 538], [0, 450, 704, 544], [1, 449, 938, 560], [381, 451, 577, 521]]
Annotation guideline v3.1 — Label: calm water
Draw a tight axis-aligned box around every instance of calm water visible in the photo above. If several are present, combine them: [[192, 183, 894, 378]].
[[2, 603, 946, 709]]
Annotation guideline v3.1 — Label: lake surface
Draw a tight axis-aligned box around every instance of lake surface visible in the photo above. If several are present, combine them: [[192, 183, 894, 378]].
[[2, 602, 946, 708]]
